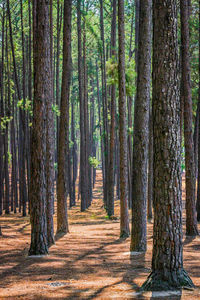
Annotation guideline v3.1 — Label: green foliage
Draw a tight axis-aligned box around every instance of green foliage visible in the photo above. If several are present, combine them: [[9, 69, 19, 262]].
[[54, 162, 58, 172], [127, 127, 133, 135], [8, 151, 12, 167], [0, 116, 13, 130], [17, 99, 33, 116], [52, 104, 60, 117], [106, 56, 136, 97], [88, 156, 100, 168], [69, 140, 74, 149]]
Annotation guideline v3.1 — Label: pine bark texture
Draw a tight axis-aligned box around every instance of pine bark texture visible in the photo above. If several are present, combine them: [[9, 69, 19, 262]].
[[57, 0, 72, 234], [77, 0, 87, 212], [107, 0, 116, 217], [196, 1, 200, 221], [180, 0, 198, 236], [131, 0, 151, 252], [29, 0, 50, 255], [142, 0, 194, 291], [118, 0, 130, 238], [45, 0, 55, 246], [147, 109, 153, 220], [0, 6, 5, 216], [100, 0, 109, 209]]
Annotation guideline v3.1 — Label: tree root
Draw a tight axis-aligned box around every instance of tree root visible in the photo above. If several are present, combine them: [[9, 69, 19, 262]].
[[140, 269, 194, 291]]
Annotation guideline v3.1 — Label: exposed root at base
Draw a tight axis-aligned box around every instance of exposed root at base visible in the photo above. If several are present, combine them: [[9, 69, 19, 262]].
[[140, 269, 195, 292]]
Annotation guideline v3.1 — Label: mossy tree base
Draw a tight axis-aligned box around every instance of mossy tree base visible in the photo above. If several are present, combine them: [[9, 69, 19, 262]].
[[140, 269, 194, 292]]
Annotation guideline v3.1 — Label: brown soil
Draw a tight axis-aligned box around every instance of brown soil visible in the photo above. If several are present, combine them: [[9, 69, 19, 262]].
[[0, 171, 200, 299]]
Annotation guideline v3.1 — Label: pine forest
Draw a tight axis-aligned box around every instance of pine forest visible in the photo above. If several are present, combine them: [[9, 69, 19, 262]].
[[1, 0, 200, 298]]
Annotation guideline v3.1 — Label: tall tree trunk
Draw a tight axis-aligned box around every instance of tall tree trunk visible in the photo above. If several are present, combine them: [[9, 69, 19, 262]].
[[96, 59, 104, 194], [55, 0, 62, 169], [7, 0, 27, 216], [4, 19, 10, 215], [71, 99, 77, 207], [83, 10, 91, 207], [131, 0, 152, 252], [99, 0, 109, 209], [141, 0, 194, 290], [127, 98, 133, 209], [20, 0, 28, 217], [27, 0, 32, 211], [46, 0, 55, 246], [180, 0, 198, 236], [77, 0, 87, 212], [29, 0, 51, 256], [0, 4, 5, 216], [135, 0, 140, 70], [196, 0, 200, 222], [118, 0, 130, 238], [107, 0, 116, 218], [193, 107, 199, 178], [57, 0, 72, 234], [147, 107, 153, 220], [11, 99, 18, 214]]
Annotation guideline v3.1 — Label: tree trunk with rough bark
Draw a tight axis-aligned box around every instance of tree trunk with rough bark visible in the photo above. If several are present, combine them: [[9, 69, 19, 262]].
[[29, 0, 51, 256], [0, 5, 5, 216], [131, 0, 152, 252], [141, 0, 194, 290], [57, 0, 72, 234], [107, 0, 116, 218], [100, 0, 109, 210], [45, 0, 55, 246], [118, 0, 130, 238], [147, 108, 153, 220], [196, 1, 200, 222], [180, 0, 198, 236]]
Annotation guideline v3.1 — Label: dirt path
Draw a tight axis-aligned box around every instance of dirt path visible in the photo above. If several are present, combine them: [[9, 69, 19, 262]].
[[0, 171, 200, 299]]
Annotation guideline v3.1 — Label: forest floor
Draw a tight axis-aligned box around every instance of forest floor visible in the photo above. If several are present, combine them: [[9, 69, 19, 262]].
[[0, 171, 200, 299]]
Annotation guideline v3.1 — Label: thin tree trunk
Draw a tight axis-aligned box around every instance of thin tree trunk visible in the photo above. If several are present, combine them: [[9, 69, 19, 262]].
[[196, 0, 200, 222], [11, 99, 18, 213], [118, 0, 130, 238], [131, 0, 152, 252], [46, 0, 55, 246], [71, 99, 77, 207], [0, 5, 5, 216], [57, 0, 72, 233], [20, 0, 28, 217], [147, 107, 153, 220], [180, 0, 198, 236], [100, 0, 109, 210], [107, 0, 116, 218], [4, 20, 10, 215], [193, 107, 199, 178], [77, 0, 87, 212], [83, 10, 90, 208]]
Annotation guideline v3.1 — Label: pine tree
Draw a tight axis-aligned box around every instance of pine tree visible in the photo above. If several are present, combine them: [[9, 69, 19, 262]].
[[141, 0, 194, 290]]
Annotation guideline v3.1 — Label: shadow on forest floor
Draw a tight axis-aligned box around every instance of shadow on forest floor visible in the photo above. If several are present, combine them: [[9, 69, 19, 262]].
[[0, 171, 200, 299]]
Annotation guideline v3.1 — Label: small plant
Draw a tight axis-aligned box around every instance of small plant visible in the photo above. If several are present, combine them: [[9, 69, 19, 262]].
[[52, 104, 60, 117], [88, 156, 100, 168]]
